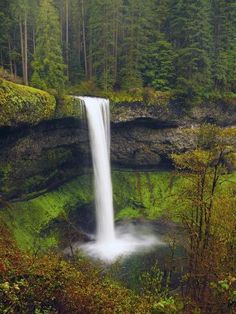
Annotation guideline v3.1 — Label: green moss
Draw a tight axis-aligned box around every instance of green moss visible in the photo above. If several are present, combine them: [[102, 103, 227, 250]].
[[0, 147, 75, 198], [1, 171, 175, 251], [116, 207, 143, 220], [3, 170, 233, 253], [112, 171, 178, 220], [55, 95, 82, 118], [0, 175, 93, 252], [0, 78, 56, 127], [0, 162, 13, 194]]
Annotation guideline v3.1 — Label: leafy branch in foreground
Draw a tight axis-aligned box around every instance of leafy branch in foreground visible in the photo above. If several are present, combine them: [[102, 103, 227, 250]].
[[172, 125, 236, 313]]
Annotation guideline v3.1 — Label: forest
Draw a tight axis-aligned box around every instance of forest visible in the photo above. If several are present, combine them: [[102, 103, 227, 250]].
[[0, 0, 236, 100], [0, 0, 236, 314]]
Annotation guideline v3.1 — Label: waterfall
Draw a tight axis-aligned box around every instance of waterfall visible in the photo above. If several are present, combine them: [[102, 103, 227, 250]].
[[75, 96, 160, 262], [79, 97, 115, 243]]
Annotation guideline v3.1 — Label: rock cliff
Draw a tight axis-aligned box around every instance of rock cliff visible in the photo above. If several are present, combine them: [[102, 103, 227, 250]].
[[0, 81, 235, 199]]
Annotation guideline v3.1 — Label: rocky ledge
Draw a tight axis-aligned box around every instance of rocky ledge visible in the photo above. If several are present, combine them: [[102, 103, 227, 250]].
[[0, 80, 235, 200], [111, 101, 236, 127]]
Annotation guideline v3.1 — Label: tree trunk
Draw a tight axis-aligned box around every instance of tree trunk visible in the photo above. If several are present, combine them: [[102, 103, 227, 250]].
[[81, 0, 88, 78], [65, 0, 69, 77], [8, 39, 13, 75], [33, 27, 36, 54], [24, 13, 28, 85], [19, 20, 26, 84]]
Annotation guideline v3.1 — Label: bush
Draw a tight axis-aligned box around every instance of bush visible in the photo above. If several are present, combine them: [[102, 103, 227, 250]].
[[0, 79, 56, 127]]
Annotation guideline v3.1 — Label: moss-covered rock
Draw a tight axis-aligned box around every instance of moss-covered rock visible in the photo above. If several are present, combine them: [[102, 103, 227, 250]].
[[0, 79, 56, 127], [113, 171, 177, 220], [1, 170, 235, 252], [55, 95, 82, 119], [0, 175, 93, 251], [0, 171, 176, 251]]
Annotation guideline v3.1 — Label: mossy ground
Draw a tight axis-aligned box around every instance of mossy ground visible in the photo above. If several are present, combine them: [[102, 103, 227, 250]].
[[1, 170, 235, 252], [0, 175, 93, 252], [0, 79, 56, 127], [113, 171, 179, 220]]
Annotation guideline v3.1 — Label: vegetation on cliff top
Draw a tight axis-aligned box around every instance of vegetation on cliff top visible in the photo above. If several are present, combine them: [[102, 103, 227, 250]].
[[0, 0, 236, 103], [0, 78, 56, 127]]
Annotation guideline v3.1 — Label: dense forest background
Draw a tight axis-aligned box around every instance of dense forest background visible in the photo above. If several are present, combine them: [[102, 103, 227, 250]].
[[0, 0, 236, 100]]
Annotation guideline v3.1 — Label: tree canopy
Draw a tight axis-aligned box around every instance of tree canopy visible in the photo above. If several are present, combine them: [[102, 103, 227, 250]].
[[0, 0, 235, 100]]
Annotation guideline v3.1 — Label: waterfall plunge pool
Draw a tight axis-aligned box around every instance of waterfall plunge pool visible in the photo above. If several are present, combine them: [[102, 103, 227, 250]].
[[68, 221, 164, 262], [63, 220, 186, 291]]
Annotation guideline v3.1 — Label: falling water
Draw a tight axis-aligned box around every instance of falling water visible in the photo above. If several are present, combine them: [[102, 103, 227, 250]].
[[79, 97, 115, 243], [76, 96, 161, 262]]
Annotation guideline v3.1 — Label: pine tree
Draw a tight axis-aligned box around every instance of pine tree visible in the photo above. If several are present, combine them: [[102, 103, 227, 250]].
[[31, 0, 66, 92], [167, 0, 212, 99], [84, 0, 122, 90], [142, 0, 175, 91], [10, 0, 30, 85], [211, 0, 236, 92], [119, 0, 149, 90]]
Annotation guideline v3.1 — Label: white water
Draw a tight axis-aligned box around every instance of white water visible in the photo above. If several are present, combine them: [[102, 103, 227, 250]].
[[78, 96, 161, 262], [79, 97, 115, 243]]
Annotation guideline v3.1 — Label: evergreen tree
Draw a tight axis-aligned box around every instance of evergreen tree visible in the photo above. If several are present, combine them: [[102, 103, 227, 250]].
[[167, 0, 212, 99], [119, 0, 149, 90], [142, 0, 175, 91], [31, 0, 66, 92], [86, 0, 123, 90], [211, 0, 236, 92]]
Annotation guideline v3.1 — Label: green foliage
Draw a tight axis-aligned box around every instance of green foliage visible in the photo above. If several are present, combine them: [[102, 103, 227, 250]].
[[0, 67, 22, 84], [0, 175, 93, 252], [31, 0, 66, 93], [139, 263, 183, 313], [112, 171, 178, 220], [143, 39, 175, 91], [167, 0, 213, 101], [1, 0, 236, 100], [211, 0, 236, 92], [68, 80, 99, 96], [211, 276, 236, 313], [0, 78, 56, 127], [0, 222, 181, 313], [0, 171, 178, 251], [171, 125, 236, 311], [55, 95, 82, 118], [116, 207, 142, 220]]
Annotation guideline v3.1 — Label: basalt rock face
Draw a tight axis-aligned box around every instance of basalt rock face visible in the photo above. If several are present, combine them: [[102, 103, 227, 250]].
[[111, 123, 195, 168], [0, 101, 235, 200], [111, 101, 236, 126], [0, 119, 90, 200]]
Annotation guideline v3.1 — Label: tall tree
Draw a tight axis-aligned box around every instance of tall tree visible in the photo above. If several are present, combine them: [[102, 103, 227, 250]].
[[31, 0, 66, 92], [11, 0, 30, 85], [167, 0, 212, 99], [119, 0, 149, 90], [142, 0, 175, 91], [86, 0, 123, 90], [211, 0, 236, 92]]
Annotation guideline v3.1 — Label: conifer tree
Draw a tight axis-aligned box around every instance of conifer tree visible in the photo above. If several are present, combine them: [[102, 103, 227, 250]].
[[120, 0, 149, 90], [143, 0, 175, 91], [86, 0, 122, 90], [31, 0, 66, 92], [211, 0, 236, 92], [167, 0, 212, 99]]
